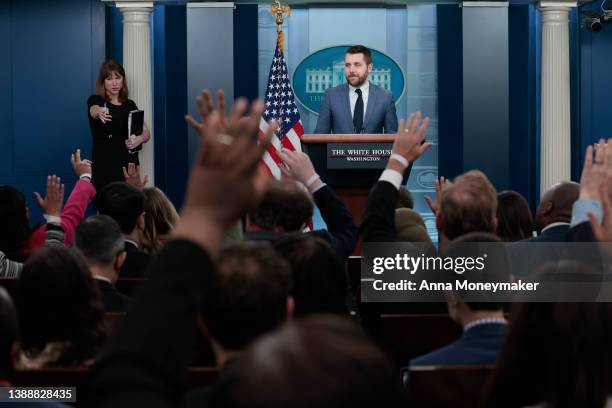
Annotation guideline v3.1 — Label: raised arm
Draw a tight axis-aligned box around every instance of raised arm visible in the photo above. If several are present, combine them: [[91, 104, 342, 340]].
[[25, 173, 69, 251], [59, 149, 96, 244], [123, 163, 148, 189], [567, 139, 612, 242], [90, 96, 276, 408], [0, 252, 23, 278], [279, 149, 358, 260], [361, 113, 432, 242]]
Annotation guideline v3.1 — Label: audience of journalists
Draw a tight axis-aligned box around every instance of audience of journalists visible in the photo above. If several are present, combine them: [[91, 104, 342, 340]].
[[1, 88, 612, 407]]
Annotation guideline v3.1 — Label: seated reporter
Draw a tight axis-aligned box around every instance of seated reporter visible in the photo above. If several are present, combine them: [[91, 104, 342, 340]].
[[89, 96, 279, 407], [246, 150, 359, 261], [96, 182, 151, 278], [0, 150, 95, 262], [141, 187, 179, 254], [485, 263, 612, 408], [405, 233, 509, 375], [16, 247, 105, 368], [273, 234, 350, 317], [186, 242, 293, 408], [121, 164, 180, 255], [211, 315, 407, 408], [74, 215, 130, 312], [0, 287, 69, 407], [496, 190, 534, 242], [0, 175, 66, 278]]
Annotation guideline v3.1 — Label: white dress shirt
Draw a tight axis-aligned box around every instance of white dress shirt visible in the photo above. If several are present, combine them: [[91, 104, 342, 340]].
[[349, 80, 370, 120]]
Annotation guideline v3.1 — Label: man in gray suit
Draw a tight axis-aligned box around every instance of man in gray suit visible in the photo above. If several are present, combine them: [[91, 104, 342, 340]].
[[315, 45, 398, 134]]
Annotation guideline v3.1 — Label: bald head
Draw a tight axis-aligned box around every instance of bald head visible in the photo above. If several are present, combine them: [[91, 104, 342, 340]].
[[536, 182, 580, 232]]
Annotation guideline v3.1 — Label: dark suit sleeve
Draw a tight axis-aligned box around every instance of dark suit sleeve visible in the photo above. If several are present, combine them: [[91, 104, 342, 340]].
[[314, 89, 332, 134], [566, 221, 597, 242], [311, 185, 359, 260], [360, 181, 399, 242], [90, 239, 214, 408], [120, 245, 152, 279], [383, 96, 398, 134]]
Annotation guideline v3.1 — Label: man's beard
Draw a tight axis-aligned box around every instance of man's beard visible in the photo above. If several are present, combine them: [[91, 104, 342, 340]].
[[346, 72, 368, 87]]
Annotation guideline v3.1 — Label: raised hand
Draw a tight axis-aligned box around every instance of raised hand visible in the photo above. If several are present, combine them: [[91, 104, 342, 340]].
[[34, 175, 65, 217], [279, 149, 317, 185], [579, 139, 612, 201], [589, 176, 612, 242], [195, 89, 226, 129], [178, 97, 277, 255], [425, 176, 449, 216], [70, 149, 93, 178], [392, 112, 432, 163], [123, 163, 148, 189]]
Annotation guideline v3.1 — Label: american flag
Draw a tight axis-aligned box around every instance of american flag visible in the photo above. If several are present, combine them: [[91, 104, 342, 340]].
[[260, 39, 304, 179]]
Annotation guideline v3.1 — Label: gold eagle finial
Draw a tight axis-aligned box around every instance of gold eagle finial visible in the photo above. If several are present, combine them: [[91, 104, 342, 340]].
[[270, 0, 291, 52]]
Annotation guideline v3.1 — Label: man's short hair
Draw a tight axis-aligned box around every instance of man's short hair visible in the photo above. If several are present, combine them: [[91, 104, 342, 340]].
[[440, 170, 498, 240], [96, 182, 145, 234], [273, 234, 348, 317], [212, 315, 406, 408], [346, 45, 372, 65], [200, 242, 291, 350], [74, 215, 125, 266], [247, 182, 313, 232]]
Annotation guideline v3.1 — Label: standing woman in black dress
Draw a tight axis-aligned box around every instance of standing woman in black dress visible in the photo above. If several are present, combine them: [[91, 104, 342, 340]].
[[87, 60, 150, 193]]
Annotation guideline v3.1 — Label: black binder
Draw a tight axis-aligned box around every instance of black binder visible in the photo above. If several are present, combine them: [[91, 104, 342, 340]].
[[128, 110, 144, 136], [128, 110, 145, 154]]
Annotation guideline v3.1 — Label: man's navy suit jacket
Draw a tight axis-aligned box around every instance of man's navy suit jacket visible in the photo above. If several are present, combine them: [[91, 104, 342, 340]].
[[525, 224, 570, 243], [314, 82, 398, 134], [409, 322, 507, 366]]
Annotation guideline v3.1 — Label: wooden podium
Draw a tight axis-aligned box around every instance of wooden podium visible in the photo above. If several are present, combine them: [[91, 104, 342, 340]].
[[301, 134, 397, 226]]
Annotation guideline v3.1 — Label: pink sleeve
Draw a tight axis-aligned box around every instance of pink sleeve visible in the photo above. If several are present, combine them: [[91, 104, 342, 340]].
[[22, 180, 96, 255], [60, 179, 97, 245], [26, 225, 46, 252]]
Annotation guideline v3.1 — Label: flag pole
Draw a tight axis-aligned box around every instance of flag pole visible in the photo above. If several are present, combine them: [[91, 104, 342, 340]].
[[270, 0, 291, 52], [261, 0, 304, 180]]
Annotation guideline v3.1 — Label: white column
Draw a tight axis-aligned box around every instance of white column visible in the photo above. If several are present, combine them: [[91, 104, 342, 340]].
[[539, 2, 576, 197], [116, 2, 155, 185]]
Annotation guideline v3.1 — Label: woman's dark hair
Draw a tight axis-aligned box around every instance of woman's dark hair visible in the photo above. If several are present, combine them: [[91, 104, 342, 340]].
[[273, 234, 348, 317], [484, 263, 612, 408], [496, 190, 533, 242], [95, 59, 129, 103], [0, 186, 32, 262], [16, 247, 105, 367]]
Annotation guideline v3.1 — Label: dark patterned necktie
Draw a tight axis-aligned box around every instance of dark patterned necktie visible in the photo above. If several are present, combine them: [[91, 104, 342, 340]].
[[353, 88, 364, 133]]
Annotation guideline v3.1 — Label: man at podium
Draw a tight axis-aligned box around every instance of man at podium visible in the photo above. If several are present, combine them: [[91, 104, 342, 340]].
[[314, 45, 398, 134]]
